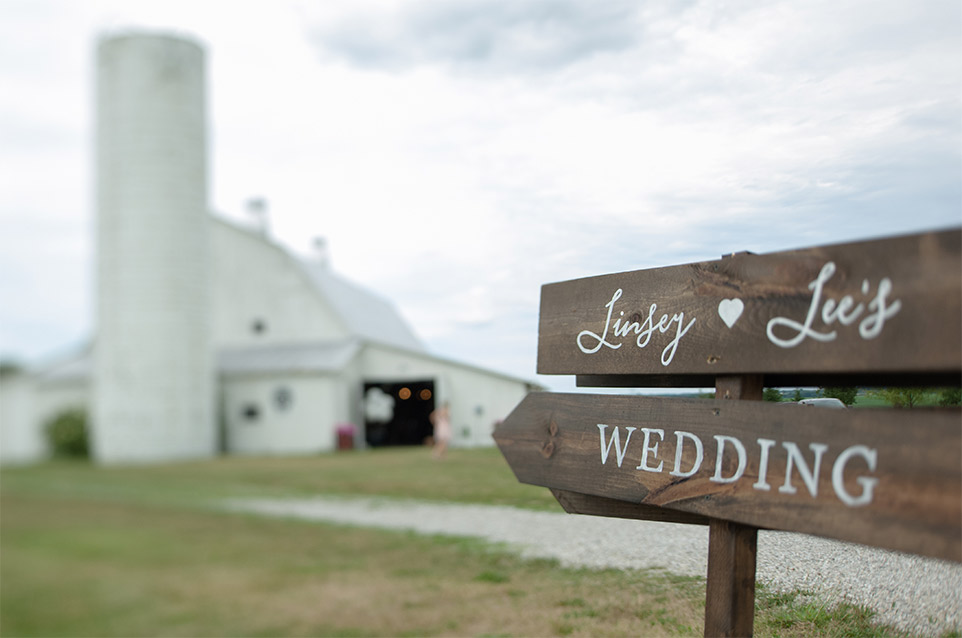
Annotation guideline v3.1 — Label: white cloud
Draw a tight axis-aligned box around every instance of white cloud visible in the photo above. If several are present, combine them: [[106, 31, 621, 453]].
[[0, 0, 959, 390], [303, 0, 640, 73]]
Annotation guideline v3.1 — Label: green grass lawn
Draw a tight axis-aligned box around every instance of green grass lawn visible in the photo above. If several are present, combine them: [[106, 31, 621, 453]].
[[852, 394, 892, 407], [851, 393, 947, 408], [1, 446, 557, 510], [0, 448, 918, 637]]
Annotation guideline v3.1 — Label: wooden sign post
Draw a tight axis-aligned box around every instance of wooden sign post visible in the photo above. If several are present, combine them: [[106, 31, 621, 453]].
[[707, 375, 761, 638], [494, 229, 962, 637]]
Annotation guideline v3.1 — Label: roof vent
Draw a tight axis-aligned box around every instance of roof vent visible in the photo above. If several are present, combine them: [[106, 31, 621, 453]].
[[245, 197, 269, 235], [313, 236, 330, 268]]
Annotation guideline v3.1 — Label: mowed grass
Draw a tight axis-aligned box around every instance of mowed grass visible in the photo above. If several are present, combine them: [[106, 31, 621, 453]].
[[0, 447, 557, 511], [2, 491, 710, 637], [1, 448, 912, 637]]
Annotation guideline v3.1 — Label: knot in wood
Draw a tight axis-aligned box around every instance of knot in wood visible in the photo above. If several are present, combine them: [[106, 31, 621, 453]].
[[548, 420, 559, 437], [541, 439, 556, 459], [541, 417, 559, 458]]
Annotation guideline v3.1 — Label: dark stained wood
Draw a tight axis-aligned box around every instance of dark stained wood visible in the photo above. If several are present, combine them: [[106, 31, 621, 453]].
[[705, 519, 758, 638], [493, 392, 962, 562], [576, 371, 962, 389], [703, 375, 760, 638], [715, 375, 763, 401], [551, 488, 710, 525], [538, 229, 962, 380], [511, 231, 962, 635]]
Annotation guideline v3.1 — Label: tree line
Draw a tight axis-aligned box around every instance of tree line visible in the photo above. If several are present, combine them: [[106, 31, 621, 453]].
[[762, 386, 961, 407]]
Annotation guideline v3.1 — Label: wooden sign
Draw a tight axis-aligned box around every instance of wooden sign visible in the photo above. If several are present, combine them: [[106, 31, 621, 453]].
[[537, 229, 961, 386], [494, 392, 962, 562]]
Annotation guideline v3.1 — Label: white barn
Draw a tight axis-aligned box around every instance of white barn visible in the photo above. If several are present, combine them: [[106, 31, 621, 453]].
[[0, 31, 539, 464], [0, 214, 540, 464]]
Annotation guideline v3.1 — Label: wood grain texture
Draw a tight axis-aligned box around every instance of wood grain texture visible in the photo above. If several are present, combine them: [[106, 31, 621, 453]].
[[538, 229, 961, 379], [703, 375, 760, 638], [551, 489, 711, 525], [715, 375, 763, 401], [575, 371, 962, 389], [705, 519, 758, 638], [493, 392, 962, 561]]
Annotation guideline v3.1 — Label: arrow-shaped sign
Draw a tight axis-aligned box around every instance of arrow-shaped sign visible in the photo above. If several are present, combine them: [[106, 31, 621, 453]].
[[494, 392, 961, 562], [538, 229, 961, 385]]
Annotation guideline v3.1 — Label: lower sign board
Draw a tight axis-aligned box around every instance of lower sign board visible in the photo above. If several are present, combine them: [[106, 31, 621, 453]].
[[493, 392, 962, 562]]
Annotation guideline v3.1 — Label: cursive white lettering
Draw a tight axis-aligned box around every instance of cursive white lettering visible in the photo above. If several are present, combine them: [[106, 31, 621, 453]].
[[767, 262, 839, 347], [578, 290, 624, 354], [859, 278, 901, 339], [578, 289, 696, 366], [767, 262, 902, 348]]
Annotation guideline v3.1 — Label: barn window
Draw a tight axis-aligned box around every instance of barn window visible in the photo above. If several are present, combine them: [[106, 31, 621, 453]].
[[242, 404, 260, 421], [275, 387, 293, 411]]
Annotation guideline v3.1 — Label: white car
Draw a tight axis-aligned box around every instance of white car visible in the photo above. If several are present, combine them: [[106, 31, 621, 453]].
[[796, 397, 847, 408]]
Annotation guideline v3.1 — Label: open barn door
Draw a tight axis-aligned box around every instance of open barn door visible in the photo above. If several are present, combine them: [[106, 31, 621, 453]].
[[362, 380, 436, 447]]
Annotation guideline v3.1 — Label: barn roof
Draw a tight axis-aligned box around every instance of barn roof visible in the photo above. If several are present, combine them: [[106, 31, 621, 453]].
[[218, 339, 361, 375], [29, 218, 537, 387], [297, 260, 424, 353], [214, 216, 426, 354]]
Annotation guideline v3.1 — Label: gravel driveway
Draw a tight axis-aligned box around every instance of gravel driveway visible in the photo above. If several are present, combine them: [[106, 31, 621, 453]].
[[224, 496, 961, 637]]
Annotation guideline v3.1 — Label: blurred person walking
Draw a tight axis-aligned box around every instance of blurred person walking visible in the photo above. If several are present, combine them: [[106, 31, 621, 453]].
[[430, 402, 452, 459]]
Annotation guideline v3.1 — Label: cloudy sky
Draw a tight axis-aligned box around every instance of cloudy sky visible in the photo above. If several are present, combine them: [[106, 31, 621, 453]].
[[1, 0, 959, 391]]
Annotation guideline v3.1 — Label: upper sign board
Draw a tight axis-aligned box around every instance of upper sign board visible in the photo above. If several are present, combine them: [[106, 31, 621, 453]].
[[538, 229, 961, 383]]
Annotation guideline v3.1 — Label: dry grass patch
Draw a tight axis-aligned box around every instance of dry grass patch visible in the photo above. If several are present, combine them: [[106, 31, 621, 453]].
[[2, 491, 705, 637], [1, 451, 917, 638]]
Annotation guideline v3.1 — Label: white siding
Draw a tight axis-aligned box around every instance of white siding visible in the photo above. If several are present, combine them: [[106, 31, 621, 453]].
[[1, 376, 92, 465], [0, 376, 43, 463], [94, 33, 214, 464], [445, 369, 530, 447], [360, 345, 532, 447], [223, 374, 341, 455], [337, 350, 366, 443], [210, 221, 348, 348]]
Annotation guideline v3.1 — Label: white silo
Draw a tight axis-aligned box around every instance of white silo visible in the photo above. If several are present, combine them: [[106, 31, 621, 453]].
[[93, 32, 214, 463]]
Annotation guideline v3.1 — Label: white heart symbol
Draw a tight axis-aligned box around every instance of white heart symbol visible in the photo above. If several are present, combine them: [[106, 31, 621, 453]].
[[718, 298, 744, 329]]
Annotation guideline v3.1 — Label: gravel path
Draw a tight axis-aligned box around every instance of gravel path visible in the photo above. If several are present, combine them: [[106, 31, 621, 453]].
[[223, 496, 961, 637]]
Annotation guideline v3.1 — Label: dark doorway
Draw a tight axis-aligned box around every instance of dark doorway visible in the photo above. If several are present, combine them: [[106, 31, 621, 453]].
[[363, 380, 436, 447]]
